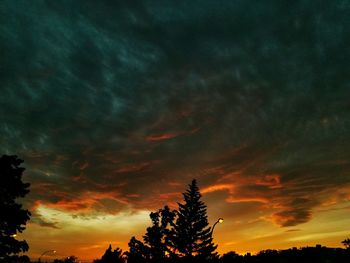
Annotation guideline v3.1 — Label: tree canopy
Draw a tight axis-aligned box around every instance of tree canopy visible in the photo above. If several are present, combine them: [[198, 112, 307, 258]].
[[0, 155, 31, 261], [174, 179, 218, 259], [93, 245, 124, 263], [342, 238, 350, 249]]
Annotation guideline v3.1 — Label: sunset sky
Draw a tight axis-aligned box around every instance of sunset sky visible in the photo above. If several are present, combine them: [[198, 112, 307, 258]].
[[1, 0, 350, 261]]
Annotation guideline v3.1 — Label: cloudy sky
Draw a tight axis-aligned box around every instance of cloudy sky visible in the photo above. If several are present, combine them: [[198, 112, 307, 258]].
[[1, 0, 350, 260]]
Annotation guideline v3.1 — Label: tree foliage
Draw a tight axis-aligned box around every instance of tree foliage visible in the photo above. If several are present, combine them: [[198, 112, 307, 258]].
[[342, 238, 350, 249], [143, 206, 177, 261], [93, 245, 124, 263], [126, 236, 150, 263], [0, 155, 31, 260], [174, 179, 217, 259]]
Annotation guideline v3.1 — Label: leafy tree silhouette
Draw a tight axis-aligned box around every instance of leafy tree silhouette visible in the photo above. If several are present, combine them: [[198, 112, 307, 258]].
[[144, 211, 164, 261], [126, 236, 150, 263], [173, 179, 218, 260], [0, 155, 31, 261], [143, 206, 177, 262], [342, 238, 350, 249], [93, 244, 124, 263], [159, 206, 177, 258]]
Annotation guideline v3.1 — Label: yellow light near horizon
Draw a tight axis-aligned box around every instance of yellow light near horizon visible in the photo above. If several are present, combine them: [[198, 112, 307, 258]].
[[23, 204, 152, 260], [219, 218, 224, 223], [35, 204, 150, 232]]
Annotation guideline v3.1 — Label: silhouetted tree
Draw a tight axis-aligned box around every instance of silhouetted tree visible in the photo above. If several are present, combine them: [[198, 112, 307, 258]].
[[0, 155, 31, 261], [6, 255, 30, 263], [221, 251, 241, 263], [53, 255, 78, 263], [126, 236, 150, 263], [143, 210, 165, 262], [159, 206, 177, 258], [94, 244, 124, 263], [173, 179, 217, 260], [143, 206, 177, 262], [342, 238, 350, 249]]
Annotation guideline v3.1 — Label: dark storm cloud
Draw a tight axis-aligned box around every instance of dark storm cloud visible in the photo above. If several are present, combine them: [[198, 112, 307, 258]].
[[1, 0, 350, 226]]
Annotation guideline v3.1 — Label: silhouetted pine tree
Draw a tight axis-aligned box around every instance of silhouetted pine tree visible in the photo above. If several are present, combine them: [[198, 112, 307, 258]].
[[0, 155, 31, 261], [173, 179, 217, 259]]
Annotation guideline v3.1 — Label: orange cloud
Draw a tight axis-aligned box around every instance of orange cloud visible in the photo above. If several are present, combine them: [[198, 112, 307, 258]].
[[201, 183, 234, 194], [226, 196, 269, 204], [255, 174, 282, 189], [146, 133, 180, 142], [41, 191, 130, 213]]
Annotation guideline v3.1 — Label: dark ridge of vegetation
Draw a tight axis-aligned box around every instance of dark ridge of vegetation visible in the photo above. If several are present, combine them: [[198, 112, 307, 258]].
[[88, 244, 350, 263]]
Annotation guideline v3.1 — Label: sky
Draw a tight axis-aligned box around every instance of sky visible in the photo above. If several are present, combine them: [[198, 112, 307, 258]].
[[1, 0, 350, 261]]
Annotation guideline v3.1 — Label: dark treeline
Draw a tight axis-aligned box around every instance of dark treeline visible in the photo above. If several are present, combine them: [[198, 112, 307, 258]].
[[1, 155, 350, 263], [91, 244, 350, 263]]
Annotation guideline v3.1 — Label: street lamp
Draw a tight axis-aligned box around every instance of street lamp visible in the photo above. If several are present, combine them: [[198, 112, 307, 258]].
[[38, 250, 56, 262], [210, 218, 224, 237]]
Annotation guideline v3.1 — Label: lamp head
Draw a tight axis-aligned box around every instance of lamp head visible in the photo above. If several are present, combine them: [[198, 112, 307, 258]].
[[218, 218, 224, 223]]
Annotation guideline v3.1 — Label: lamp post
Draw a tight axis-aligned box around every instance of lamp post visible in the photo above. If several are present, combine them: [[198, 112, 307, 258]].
[[210, 218, 224, 237], [38, 250, 56, 262]]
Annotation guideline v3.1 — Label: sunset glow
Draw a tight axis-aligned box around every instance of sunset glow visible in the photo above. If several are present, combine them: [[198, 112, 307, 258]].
[[1, 1, 350, 262]]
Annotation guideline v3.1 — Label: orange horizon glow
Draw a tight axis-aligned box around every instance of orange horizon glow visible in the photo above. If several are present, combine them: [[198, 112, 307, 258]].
[[21, 188, 350, 261]]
